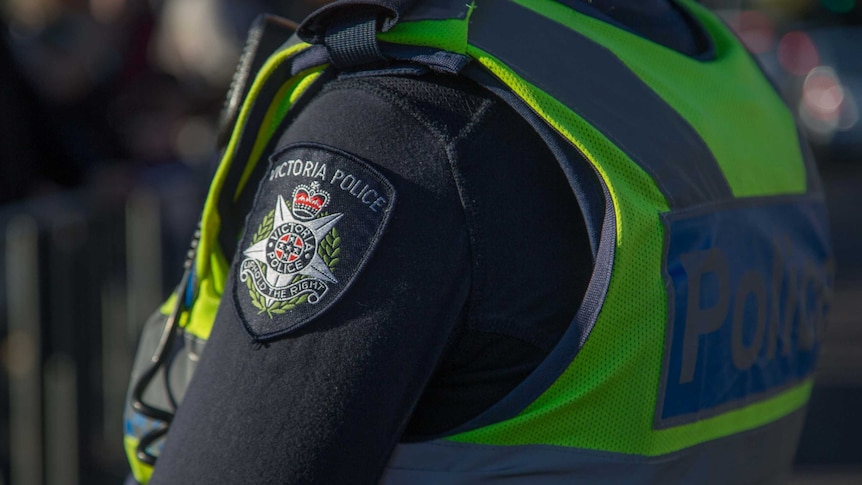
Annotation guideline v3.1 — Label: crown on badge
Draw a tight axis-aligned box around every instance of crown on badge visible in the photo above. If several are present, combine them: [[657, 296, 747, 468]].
[[292, 182, 329, 220]]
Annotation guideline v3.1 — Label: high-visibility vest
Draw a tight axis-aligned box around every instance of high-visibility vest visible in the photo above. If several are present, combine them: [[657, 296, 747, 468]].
[[124, 1, 833, 483]]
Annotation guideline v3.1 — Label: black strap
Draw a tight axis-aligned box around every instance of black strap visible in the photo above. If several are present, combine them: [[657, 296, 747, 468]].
[[298, 0, 418, 43], [217, 15, 298, 149], [325, 12, 386, 69]]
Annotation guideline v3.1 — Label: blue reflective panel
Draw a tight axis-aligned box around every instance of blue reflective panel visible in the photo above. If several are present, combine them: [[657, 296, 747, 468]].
[[657, 196, 833, 427]]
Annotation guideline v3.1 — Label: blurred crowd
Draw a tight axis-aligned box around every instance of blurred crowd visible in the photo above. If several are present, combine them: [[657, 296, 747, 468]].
[[1, 0, 860, 206], [0, 0, 329, 205]]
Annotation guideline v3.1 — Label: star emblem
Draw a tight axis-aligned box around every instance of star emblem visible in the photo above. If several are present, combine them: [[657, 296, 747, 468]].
[[243, 195, 342, 305]]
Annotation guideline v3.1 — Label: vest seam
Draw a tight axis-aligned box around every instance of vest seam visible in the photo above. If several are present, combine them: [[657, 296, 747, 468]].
[[315, 77, 483, 334], [319, 80, 457, 144]]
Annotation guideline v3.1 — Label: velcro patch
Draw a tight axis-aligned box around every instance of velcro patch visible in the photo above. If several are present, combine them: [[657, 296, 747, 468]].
[[233, 143, 396, 342], [656, 196, 832, 428]]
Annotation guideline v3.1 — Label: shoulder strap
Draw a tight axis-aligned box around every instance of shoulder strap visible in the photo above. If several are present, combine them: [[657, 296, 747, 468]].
[[297, 0, 470, 71], [297, 0, 415, 69], [297, 0, 418, 43]]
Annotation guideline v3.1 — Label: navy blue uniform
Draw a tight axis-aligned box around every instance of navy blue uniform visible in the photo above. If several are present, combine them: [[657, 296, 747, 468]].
[[151, 1, 705, 483]]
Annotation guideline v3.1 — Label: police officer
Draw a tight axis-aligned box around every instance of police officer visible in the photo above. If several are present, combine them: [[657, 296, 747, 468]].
[[125, 0, 833, 483]]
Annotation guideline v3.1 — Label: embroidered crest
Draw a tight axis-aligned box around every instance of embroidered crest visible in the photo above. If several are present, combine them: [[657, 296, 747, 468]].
[[239, 191, 342, 317], [233, 143, 396, 341]]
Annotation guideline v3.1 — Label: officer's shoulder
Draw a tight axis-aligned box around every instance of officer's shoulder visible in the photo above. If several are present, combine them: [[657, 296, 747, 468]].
[[313, 67, 498, 143], [276, 66, 487, 195]]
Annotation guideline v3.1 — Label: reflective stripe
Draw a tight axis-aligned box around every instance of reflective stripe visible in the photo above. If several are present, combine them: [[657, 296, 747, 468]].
[[382, 408, 805, 484], [468, 0, 733, 208]]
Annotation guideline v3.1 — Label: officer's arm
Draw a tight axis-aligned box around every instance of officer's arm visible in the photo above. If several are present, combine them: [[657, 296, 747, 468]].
[[149, 80, 470, 484]]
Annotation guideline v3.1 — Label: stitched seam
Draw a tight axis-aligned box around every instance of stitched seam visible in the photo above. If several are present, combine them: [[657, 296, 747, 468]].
[[444, 98, 494, 331], [320, 80, 456, 145], [316, 77, 479, 337]]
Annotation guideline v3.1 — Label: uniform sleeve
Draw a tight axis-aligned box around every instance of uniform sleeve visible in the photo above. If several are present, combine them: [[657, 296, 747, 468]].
[[150, 79, 473, 484]]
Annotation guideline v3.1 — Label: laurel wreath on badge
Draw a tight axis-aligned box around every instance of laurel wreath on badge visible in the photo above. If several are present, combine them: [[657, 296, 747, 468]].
[[243, 205, 342, 318]]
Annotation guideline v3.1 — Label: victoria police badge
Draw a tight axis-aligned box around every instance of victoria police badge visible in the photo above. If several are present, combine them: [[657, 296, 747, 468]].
[[233, 143, 396, 341]]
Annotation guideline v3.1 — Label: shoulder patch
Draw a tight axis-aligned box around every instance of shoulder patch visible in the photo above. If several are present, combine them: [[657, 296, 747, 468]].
[[233, 143, 396, 342]]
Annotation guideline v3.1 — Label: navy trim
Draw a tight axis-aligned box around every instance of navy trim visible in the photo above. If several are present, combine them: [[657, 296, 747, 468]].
[[401, 0, 470, 22], [552, 0, 716, 60], [380, 43, 470, 74], [384, 408, 805, 484], [671, 0, 717, 61], [217, 62, 292, 257], [297, 0, 468, 44], [440, 66, 615, 435], [797, 126, 823, 195], [468, 0, 733, 209]]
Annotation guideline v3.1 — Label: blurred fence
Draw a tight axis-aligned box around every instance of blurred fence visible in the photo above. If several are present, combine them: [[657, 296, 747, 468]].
[[0, 165, 204, 485]]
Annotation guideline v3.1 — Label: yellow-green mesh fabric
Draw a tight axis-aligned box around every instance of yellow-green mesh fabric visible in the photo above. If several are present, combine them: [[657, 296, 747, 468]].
[[184, 44, 324, 340], [513, 0, 806, 197], [378, 19, 469, 53], [432, 0, 813, 454], [232, 68, 326, 202], [124, 436, 154, 484], [377, 3, 475, 53], [127, 42, 329, 483]]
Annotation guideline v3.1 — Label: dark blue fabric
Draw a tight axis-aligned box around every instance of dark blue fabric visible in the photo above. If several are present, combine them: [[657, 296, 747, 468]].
[[557, 0, 714, 58], [469, 0, 733, 209], [401, 0, 470, 21], [298, 0, 418, 43], [325, 13, 386, 68], [658, 196, 833, 426], [380, 43, 470, 74]]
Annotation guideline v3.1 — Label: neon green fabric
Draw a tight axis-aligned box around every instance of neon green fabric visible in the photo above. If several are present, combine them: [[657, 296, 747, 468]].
[[378, 3, 475, 53], [373, 0, 814, 456], [514, 0, 806, 197], [125, 436, 154, 484], [185, 44, 323, 341]]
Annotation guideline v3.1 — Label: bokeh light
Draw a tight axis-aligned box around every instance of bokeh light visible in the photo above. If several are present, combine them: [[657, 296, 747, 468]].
[[733, 10, 777, 53], [821, 0, 856, 14], [778, 31, 820, 76], [803, 66, 844, 121]]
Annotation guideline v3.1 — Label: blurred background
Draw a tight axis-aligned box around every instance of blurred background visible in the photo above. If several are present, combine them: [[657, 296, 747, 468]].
[[0, 0, 859, 483]]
